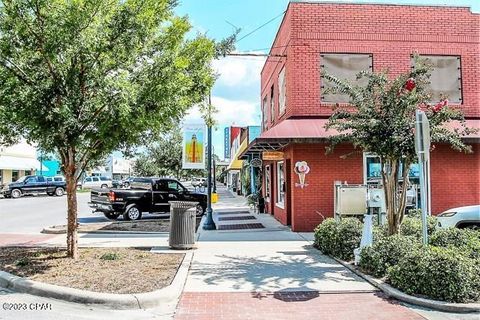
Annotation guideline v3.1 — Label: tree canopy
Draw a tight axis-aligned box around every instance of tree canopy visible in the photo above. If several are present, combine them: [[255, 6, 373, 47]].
[[0, 0, 235, 258]]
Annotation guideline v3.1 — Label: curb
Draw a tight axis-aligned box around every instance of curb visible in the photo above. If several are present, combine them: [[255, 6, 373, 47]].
[[333, 258, 480, 313], [0, 251, 193, 310], [41, 226, 169, 235]]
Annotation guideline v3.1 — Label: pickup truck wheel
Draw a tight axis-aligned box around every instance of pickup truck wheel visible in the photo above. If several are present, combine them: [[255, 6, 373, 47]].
[[101, 184, 108, 189], [196, 204, 205, 216], [104, 212, 120, 220], [55, 187, 65, 196], [11, 189, 22, 199], [123, 204, 142, 221]]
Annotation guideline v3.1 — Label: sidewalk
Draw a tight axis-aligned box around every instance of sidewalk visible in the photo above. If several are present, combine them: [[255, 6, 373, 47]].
[[174, 188, 425, 320]]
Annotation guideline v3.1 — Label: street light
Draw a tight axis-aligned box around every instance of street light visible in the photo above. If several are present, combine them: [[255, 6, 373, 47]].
[[203, 93, 216, 230]]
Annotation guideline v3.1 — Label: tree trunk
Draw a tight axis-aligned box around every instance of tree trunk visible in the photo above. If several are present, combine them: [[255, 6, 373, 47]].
[[64, 153, 79, 259]]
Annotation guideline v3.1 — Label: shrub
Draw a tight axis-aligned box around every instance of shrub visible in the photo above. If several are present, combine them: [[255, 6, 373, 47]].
[[360, 234, 420, 278], [100, 252, 121, 261], [388, 246, 480, 303], [430, 228, 480, 260], [314, 218, 363, 261], [400, 215, 437, 239]]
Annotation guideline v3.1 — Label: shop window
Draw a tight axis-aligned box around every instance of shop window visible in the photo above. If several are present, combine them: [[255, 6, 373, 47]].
[[276, 161, 285, 208], [363, 153, 420, 185], [264, 165, 271, 202], [321, 53, 373, 103], [25, 170, 32, 176], [278, 67, 286, 115], [270, 85, 275, 123], [416, 55, 462, 103], [262, 96, 268, 131]]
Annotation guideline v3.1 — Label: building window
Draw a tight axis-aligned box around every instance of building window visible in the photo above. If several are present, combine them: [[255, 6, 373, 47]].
[[25, 170, 32, 176], [264, 165, 271, 202], [416, 55, 462, 103], [278, 67, 286, 115], [262, 96, 268, 131], [276, 161, 285, 208], [12, 170, 19, 182], [270, 85, 275, 123], [321, 53, 373, 103]]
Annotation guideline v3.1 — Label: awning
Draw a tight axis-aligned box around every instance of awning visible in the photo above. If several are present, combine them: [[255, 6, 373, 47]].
[[240, 117, 480, 159], [0, 156, 42, 170], [227, 138, 248, 170], [240, 118, 333, 159]]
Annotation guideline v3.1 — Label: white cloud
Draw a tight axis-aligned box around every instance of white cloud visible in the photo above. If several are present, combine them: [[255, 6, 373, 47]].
[[184, 96, 260, 127], [212, 54, 266, 87]]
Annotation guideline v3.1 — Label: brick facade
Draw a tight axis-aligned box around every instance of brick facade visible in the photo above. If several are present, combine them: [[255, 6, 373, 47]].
[[260, 3, 480, 231]]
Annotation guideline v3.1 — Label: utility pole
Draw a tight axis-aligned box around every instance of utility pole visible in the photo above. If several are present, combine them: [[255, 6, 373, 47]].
[[203, 93, 216, 230]]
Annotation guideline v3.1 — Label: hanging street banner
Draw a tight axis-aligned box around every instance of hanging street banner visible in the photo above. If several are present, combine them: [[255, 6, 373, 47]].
[[182, 123, 206, 169]]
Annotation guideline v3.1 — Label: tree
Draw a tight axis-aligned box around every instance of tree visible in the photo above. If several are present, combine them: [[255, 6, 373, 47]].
[[0, 0, 235, 258], [132, 126, 205, 179], [323, 56, 475, 235]]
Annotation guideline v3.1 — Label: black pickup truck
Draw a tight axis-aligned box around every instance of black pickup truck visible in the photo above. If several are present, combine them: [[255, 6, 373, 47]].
[[89, 177, 207, 220], [2, 175, 66, 198]]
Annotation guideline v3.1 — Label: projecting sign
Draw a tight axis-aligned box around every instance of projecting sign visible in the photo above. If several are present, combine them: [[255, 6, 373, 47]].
[[224, 127, 230, 159], [182, 123, 206, 169], [262, 151, 284, 161]]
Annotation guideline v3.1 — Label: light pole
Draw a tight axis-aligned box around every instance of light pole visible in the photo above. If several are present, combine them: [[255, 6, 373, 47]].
[[203, 93, 216, 230]]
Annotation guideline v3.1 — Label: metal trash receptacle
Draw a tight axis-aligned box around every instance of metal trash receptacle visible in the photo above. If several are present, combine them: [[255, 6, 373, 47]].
[[169, 201, 198, 249]]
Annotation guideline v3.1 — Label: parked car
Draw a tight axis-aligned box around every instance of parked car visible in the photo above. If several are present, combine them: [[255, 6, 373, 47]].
[[46, 176, 65, 183], [437, 205, 480, 229], [89, 177, 207, 220], [2, 175, 66, 198], [191, 177, 206, 187], [79, 176, 112, 189]]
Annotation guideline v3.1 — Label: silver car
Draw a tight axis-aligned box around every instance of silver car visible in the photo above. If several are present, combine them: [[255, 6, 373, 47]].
[[437, 205, 480, 229]]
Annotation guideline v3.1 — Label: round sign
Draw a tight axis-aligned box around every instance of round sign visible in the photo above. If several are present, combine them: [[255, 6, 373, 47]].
[[250, 158, 263, 168]]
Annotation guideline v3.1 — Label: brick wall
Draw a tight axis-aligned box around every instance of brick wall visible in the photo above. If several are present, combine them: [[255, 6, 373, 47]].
[[261, 3, 480, 125], [430, 143, 480, 214]]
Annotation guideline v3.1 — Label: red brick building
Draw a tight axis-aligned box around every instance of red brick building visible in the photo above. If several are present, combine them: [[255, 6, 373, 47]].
[[241, 2, 480, 231]]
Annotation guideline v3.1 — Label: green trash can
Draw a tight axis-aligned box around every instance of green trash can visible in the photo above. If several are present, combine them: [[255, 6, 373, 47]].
[[168, 201, 198, 249]]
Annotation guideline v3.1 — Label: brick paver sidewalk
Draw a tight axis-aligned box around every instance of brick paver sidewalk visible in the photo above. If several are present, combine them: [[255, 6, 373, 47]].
[[175, 291, 425, 320], [0, 233, 57, 247]]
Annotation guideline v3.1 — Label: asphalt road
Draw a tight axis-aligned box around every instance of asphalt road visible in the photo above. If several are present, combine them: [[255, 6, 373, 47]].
[[0, 191, 173, 234]]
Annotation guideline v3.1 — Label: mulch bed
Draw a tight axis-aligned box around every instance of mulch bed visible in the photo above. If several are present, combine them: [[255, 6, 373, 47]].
[[0, 247, 184, 294], [47, 217, 203, 233]]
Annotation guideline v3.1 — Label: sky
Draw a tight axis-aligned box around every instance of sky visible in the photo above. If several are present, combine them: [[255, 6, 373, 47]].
[[175, 0, 480, 160]]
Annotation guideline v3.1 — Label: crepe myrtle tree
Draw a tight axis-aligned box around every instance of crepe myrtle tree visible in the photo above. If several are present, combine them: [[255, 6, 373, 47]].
[[0, 0, 237, 259], [323, 56, 475, 235]]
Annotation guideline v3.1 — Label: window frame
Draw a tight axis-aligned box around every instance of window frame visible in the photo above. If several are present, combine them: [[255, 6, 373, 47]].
[[278, 66, 286, 116], [262, 96, 268, 131], [270, 85, 275, 124], [264, 165, 271, 202], [413, 54, 463, 104], [320, 53, 373, 104], [276, 161, 285, 208]]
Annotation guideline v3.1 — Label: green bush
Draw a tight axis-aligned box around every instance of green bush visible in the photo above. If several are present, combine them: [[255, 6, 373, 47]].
[[388, 246, 480, 303], [360, 234, 420, 278], [400, 215, 437, 238], [430, 228, 480, 259], [314, 218, 363, 261]]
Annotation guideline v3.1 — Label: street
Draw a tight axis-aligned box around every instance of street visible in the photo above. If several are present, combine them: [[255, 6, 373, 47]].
[[0, 191, 172, 235]]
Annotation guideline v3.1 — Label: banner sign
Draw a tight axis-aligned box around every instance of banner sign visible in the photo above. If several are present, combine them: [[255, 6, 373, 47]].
[[182, 124, 206, 169], [224, 127, 230, 159]]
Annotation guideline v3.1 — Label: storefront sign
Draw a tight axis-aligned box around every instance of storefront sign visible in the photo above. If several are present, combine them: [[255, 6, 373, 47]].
[[262, 151, 284, 161], [182, 123, 206, 169], [294, 161, 310, 188]]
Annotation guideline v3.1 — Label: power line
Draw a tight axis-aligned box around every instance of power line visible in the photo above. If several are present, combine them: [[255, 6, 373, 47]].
[[236, 10, 286, 43]]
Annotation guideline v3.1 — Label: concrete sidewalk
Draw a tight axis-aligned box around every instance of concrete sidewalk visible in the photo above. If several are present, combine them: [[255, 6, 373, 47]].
[[175, 191, 425, 319]]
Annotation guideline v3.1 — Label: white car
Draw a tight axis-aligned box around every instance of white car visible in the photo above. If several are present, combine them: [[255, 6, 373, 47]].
[[437, 205, 480, 229], [80, 176, 112, 189]]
